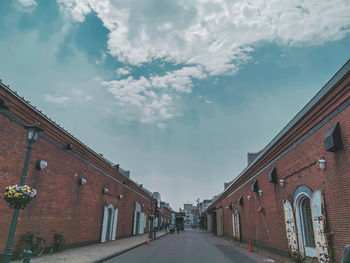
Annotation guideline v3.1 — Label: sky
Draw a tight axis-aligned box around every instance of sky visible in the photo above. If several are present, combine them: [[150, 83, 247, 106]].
[[0, 0, 349, 211]]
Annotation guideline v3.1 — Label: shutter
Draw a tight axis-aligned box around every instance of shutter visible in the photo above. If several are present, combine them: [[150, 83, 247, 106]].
[[138, 212, 144, 234], [216, 208, 223, 236], [111, 209, 119, 241], [101, 206, 108, 243], [236, 210, 241, 242], [139, 213, 143, 234], [207, 215, 212, 232], [141, 213, 146, 234], [232, 213, 235, 238], [311, 190, 331, 263], [283, 199, 299, 258], [133, 211, 137, 235]]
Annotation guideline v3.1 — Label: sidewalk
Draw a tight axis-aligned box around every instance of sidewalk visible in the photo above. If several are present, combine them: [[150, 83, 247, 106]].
[[11, 231, 167, 263]]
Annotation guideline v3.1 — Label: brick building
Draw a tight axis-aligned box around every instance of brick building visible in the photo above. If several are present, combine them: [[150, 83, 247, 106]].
[[160, 202, 171, 227], [203, 60, 350, 263], [0, 82, 157, 255]]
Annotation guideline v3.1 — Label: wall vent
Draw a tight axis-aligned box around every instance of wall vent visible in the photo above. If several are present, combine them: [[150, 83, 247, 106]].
[[324, 122, 343, 152]]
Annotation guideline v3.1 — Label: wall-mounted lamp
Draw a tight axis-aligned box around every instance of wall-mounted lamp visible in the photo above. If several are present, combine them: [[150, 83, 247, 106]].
[[258, 190, 263, 197], [226, 202, 233, 209], [247, 195, 251, 201], [279, 179, 285, 187], [318, 159, 326, 170], [35, 160, 48, 170], [118, 194, 124, 199], [102, 187, 109, 194], [79, 178, 87, 185]]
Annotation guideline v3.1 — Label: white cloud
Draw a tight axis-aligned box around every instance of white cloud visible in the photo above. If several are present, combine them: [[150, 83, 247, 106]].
[[72, 89, 94, 103], [15, 0, 37, 12], [44, 89, 93, 106], [57, 0, 350, 123], [150, 66, 205, 93], [103, 77, 177, 125], [58, 0, 350, 69], [116, 67, 131, 77], [103, 66, 204, 124], [57, 0, 92, 22], [44, 94, 72, 105], [95, 52, 106, 65]]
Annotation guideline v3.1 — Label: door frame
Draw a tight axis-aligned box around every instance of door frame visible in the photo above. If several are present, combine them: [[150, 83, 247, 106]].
[[294, 189, 316, 258]]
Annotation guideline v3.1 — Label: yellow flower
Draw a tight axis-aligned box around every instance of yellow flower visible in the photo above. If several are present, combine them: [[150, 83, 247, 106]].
[[14, 193, 20, 197]]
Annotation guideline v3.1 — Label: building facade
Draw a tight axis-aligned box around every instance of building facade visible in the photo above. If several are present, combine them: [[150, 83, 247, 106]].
[[0, 82, 157, 255], [203, 60, 350, 262]]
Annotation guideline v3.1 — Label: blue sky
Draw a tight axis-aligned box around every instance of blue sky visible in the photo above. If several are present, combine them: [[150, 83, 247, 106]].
[[0, 0, 349, 210]]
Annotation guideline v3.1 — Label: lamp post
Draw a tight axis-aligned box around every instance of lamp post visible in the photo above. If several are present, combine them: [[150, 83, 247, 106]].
[[3, 124, 43, 263]]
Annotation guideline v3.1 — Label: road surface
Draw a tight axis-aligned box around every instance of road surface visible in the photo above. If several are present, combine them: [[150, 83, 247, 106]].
[[105, 229, 277, 263]]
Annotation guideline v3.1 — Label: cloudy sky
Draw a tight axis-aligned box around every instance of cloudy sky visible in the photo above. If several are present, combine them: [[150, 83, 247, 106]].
[[0, 0, 349, 211]]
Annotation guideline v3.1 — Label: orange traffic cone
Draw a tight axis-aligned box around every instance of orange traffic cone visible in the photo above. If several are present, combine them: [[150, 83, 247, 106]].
[[145, 235, 150, 245], [248, 240, 252, 252]]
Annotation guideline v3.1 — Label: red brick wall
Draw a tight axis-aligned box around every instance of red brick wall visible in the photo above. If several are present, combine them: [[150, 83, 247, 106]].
[[213, 71, 350, 262], [162, 207, 171, 223], [0, 86, 155, 252]]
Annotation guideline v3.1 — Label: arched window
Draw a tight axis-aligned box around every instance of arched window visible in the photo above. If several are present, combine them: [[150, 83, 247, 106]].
[[293, 186, 316, 258]]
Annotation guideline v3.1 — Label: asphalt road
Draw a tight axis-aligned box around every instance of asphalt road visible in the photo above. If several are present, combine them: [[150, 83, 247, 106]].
[[105, 229, 276, 263]]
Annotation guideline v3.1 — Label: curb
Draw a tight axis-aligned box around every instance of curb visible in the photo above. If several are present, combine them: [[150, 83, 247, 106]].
[[94, 233, 168, 263]]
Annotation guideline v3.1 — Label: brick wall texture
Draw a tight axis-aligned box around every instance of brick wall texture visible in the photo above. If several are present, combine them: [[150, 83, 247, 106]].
[[0, 84, 155, 253], [205, 62, 350, 262]]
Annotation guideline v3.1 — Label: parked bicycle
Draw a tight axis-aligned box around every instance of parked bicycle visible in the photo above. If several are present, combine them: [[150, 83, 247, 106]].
[[18, 231, 45, 258], [50, 230, 66, 254]]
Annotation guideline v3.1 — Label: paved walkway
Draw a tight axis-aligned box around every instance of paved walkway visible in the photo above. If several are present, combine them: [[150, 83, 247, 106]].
[[11, 231, 167, 263]]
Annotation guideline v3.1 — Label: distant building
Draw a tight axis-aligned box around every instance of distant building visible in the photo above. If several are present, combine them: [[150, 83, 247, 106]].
[[180, 203, 199, 226]]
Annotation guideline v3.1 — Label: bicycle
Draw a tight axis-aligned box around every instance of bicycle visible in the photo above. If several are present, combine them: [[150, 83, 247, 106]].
[[50, 230, 66, 254], [18, 231, 46, 258]]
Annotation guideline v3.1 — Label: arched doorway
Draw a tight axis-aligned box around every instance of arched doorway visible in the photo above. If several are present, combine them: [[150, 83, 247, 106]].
[[101, 204, 118, 242], [232, 209, 240, 241], [105, 207, 113, 241], [294, 187, 316, 258]]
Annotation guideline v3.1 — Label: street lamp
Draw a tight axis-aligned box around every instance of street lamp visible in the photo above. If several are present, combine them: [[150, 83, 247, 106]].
[[3, 124, 43, 263]]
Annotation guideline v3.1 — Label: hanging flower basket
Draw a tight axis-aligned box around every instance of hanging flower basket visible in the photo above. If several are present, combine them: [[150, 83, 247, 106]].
[[4, 185, 37, 209]]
